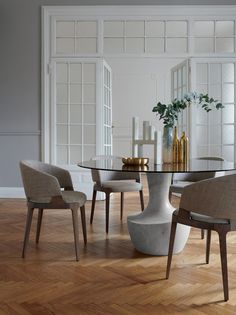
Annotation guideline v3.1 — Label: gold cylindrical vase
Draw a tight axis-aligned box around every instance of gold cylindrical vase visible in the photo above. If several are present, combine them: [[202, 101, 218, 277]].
[[172, 126, 179, 163], [179, 131, 189, 164]]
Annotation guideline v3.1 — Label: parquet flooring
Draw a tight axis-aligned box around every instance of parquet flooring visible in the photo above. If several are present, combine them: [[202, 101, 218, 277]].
[[1, 176, 236, 314]]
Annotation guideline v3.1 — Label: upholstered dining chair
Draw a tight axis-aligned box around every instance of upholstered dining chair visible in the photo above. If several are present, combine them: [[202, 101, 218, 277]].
[[169, 156, 225, 239], [166, 173, 236, 301], [90, 156, 144, 233], [20, 160, 87, 261]]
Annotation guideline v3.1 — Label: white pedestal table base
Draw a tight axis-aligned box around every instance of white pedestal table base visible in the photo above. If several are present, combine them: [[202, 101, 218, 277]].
[[127, 173, 190, 255]]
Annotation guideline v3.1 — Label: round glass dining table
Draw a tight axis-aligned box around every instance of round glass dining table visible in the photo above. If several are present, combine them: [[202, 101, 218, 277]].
[[78, 158, 235, 256]]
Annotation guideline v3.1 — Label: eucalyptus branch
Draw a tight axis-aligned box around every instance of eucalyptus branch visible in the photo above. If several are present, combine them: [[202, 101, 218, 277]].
[[152, 92, 223, 128]]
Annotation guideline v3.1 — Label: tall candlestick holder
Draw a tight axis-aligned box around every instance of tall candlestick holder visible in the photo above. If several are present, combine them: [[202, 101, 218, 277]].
[[132, 117, 162, 164]]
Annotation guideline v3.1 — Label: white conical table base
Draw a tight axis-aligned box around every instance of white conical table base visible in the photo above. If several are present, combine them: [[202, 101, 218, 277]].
[[127, 173, 190, 255]]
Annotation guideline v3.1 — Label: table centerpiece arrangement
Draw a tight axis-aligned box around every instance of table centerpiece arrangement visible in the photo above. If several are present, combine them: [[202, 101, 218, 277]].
[[152, 92, 223, 163]]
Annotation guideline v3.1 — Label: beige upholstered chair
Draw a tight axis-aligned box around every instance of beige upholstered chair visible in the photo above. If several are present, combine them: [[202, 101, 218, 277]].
[[20, 160, 87, 261], [169, 156, 225, 239], [166, 173, 236, 301], [90, 156, 144, 233]]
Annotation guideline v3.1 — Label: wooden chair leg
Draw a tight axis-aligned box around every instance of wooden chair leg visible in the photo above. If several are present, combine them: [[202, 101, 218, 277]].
[[206, 229, 211, 264], [71, 208, 80, 261], [36, 209, 43, 244], [218, 228, 229, 301], [105, 193, 110, 234], [201, 229, 205, 239], [22, 207, 34, 258], [80, 205, 87, 245], [139, 190, 144, 211], [166, 218, 177, 279], [90, 189, 97, 224], [120, 192, 124, 220]]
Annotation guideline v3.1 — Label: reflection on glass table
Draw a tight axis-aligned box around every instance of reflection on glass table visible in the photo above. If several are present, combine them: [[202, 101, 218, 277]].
[[78, 158, 235, 256]]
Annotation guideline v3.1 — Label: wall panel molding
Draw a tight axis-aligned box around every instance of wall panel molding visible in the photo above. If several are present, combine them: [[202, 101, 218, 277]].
[[0, 131, 41, 136]]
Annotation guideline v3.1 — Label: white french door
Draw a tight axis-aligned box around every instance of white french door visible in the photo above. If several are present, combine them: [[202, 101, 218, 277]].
[[191, 58, 236, 162], [52, 59, 98, 166], [51, 58, 112, 167], [50, 58, 112, 196], [171, 58, 236, 162]]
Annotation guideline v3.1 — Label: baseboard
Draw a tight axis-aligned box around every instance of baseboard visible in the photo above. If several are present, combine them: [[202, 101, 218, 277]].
[[0, 186, 104, 201], [0, 187, 25, 198]]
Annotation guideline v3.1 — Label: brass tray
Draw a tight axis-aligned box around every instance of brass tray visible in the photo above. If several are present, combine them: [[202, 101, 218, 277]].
[[122, 157, 149, 166]]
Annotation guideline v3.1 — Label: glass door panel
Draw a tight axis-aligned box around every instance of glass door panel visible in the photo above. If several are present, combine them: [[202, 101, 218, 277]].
[[54, 60, 97, 165], [192, 59, 235, 162], [103, 61, 112, 156], [171, 59, 189, 136]]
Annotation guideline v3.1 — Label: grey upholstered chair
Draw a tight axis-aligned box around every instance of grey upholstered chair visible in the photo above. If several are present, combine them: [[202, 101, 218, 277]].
[[20, 160, 87, 261], [90, 156, 144, 233], [166, 173, 236, 301], [169, 156, 225, 239]]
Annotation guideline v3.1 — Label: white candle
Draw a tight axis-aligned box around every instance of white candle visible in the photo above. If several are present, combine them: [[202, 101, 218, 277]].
[[132, 117, 139, 140], [149, 125, 155, 140], [154, 130, 162, 164], [143, 121, 150, 140]]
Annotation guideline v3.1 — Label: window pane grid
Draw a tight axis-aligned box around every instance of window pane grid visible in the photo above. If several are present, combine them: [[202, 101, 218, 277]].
[[56, 20, 98, 55], [195, 62, 235, 161], [103, 19, 188, 54], [194, 20, 235, 53], [56, 61, 97, 164], [55, 18, 236, 56]]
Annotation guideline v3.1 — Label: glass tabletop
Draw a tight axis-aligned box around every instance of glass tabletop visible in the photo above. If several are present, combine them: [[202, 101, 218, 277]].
[[78, 158, 236, 173]]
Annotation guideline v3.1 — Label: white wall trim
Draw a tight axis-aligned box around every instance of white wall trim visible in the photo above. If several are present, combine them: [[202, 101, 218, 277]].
[[0, 188, 25, 198], [0, 131, 41, 136], [42, 6, 51, 162], [42, 5, 236, 17]]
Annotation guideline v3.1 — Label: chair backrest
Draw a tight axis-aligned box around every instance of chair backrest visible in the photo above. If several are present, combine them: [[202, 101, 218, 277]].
[[90, 156, 140, 183], [20, 160, 73, 203], [173, 156, 225, 182], [180, 173, 236, 221]]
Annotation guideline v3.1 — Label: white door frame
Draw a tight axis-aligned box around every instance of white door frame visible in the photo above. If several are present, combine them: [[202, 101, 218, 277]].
[[42, 5, 236, 163]]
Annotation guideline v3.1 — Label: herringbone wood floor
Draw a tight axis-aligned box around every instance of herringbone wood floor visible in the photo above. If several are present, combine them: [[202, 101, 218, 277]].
[[1, 177, 236, 314]]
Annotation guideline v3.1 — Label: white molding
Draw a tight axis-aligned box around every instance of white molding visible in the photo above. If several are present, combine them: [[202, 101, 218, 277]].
[[0, 131, 41, 136], [42, 7, 51, 163], [42, 5, 236, 17], [0, 188, 25, 198]]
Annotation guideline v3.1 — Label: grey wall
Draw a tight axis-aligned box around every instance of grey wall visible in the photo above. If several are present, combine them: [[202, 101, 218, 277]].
[[0, 0, 235, 187]]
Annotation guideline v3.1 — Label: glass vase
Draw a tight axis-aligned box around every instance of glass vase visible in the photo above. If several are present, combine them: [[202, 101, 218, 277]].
[[162, 126, 173, 163]]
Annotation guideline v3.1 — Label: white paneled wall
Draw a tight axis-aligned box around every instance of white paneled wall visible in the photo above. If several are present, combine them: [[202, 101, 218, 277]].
[[108, 58, 184, 158]]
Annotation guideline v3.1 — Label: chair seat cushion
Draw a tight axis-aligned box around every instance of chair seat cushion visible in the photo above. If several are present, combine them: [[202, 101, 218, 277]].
[[190, 212, 229, 224], [173, 209, 229, 224], [62, 191, 87, 206], [170, 181, 192, 194], [95, 180, 142, 192]]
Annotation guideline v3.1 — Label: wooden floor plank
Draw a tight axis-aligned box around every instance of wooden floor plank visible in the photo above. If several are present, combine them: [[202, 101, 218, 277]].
[[1, 178, 236, 314]]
